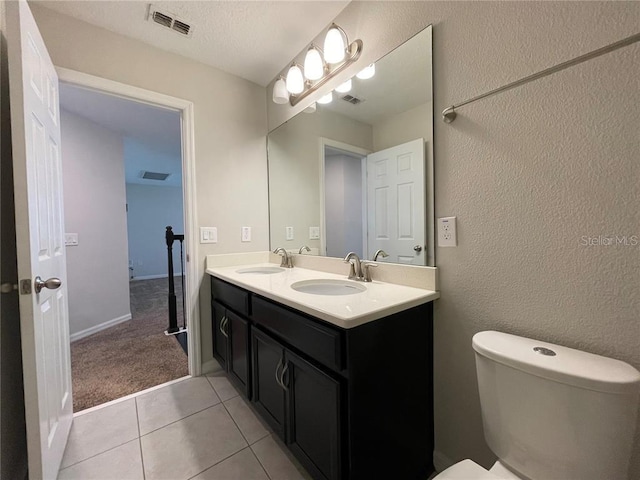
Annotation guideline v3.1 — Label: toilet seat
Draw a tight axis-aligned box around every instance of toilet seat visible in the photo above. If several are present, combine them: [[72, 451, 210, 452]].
[[433, 460, 502, 480]]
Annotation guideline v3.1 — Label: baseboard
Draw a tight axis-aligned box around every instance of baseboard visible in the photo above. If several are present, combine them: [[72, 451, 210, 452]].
[[130, 273, 182, 281], [433, 450, 454, 473], [70, 313, 132, 342], [201, 359, 224, 375]]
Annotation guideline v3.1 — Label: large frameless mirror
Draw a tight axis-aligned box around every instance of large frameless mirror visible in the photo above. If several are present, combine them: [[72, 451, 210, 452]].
[[268, 25, 434, 266]]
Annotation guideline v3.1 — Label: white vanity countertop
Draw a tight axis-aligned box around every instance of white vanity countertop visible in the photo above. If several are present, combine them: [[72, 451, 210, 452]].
[[206, 262, 439, 329]]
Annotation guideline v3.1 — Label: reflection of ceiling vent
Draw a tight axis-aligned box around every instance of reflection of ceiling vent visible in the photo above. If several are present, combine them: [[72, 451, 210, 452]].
[[142, 171, 170, 181], [341, 94, 364, 105], [148, 5, 193, 37]]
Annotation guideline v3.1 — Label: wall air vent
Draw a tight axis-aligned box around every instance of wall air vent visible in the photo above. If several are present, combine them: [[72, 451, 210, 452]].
[[141, 171, 171, 181], [148, 5, 194, 37], [341, 94, 364, 105]]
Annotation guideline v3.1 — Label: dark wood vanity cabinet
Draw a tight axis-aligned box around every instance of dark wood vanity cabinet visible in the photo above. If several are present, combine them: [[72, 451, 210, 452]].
[[211, 276, 434, 480]]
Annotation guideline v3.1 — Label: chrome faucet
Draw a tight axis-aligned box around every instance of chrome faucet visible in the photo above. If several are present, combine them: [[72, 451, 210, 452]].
[[373, 249, 389, 261], [298, 245, 311, 254], [343, 252, 363, 280], [360, 261, 378, 282], [273, 247, 293, 268]]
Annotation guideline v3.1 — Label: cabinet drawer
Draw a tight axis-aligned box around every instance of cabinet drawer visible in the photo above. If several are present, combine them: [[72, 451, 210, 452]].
[[252, 296, 343, 372], [211, 277, 250, 316]]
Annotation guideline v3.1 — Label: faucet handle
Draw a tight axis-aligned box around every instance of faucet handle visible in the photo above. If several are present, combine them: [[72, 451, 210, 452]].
[[344, 259, 358, 280], [361, 261, 378, 282]]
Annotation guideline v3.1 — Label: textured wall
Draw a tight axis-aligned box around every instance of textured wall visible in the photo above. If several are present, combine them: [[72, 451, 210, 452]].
[[30, 4, 269, 366], [61, 109, 131, 336], [270, 1, 640, 477]]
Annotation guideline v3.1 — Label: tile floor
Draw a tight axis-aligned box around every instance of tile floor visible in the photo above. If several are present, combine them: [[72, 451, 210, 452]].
[[58, 373, 313, 480]]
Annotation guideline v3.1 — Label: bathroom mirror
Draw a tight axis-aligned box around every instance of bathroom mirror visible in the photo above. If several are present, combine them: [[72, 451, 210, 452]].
[[268, 25, 434, 266]]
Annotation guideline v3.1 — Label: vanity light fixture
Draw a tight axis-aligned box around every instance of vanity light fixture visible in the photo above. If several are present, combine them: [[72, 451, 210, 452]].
[[273, 23, 363, 107], [317, 92, 333, 104], [272, 76, 289, 104], [356, 63, 375, 80], [335, 78, 352, 93]]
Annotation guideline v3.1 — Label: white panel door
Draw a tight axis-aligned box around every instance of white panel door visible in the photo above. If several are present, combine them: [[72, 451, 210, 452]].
[[7, 1, 73, 478], [366, 138, 425, 264]]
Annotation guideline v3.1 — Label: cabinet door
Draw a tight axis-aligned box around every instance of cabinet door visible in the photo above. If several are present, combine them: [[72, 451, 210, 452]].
[[251, 328, 286, 438], [227, 310, 250, 397], [285, 351, 342, 480], [212, 301, 228, 370]]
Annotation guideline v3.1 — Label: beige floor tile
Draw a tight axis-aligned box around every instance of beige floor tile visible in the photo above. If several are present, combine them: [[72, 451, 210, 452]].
[[140, 404, 247, 480], [191, 447, 269, 480], [251, 435, 312, 480], [61, 399, 138, 468], [206, 372, 240, 402], [224, 396, 270, 445], [136, 377, 220, 435], [57, 440, 143, 480]]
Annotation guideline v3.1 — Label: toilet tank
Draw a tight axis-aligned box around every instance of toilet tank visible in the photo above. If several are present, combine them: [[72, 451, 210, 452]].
[[473, 331, 640, 480]]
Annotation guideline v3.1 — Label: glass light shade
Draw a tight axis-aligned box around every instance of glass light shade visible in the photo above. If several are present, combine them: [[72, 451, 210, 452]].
[[317, 92, 333, 104], [286, 65, 304, 94], [356, 63, 376, 80], [303, 102, 317, 113], [304, 47, 324, 81], [272, 77, 289, 104], [335, 79, 352, 93], [323, 25, 346, 64]]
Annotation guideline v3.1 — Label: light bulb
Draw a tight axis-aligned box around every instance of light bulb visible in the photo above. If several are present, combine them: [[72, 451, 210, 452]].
[[323, 25, 346, 64], [317, 92, 333, 104], [272, 77, 289, 104], [356, 63, 375, 80], [286, 65, 304, 94], [335, 79, 352, 93], [303, 103, 317, 113], [304, 47, 324, 81]]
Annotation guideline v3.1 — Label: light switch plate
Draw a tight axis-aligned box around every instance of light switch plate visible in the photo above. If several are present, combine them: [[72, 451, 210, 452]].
[[65, 233, 78, 246], [241, 226, 251, 242], [438, 216, 457, 247], [286, 226, 294, 241], [309, 226, 320, 239], [200, 227, 217, 244]]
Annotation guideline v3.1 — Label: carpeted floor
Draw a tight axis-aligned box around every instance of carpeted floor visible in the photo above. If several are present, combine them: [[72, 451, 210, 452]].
[[71, 277, 189, 412]]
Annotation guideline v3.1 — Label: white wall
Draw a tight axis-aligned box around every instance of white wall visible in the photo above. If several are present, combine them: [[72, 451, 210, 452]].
[[0, 2, 28, 476], [373, 101, 432, 152], [30, 4, 269, 368], [268, 2, 640, 478], [61, 109, 131, 337], [126, 183, 184, 279], [325, 154, 363, 257]]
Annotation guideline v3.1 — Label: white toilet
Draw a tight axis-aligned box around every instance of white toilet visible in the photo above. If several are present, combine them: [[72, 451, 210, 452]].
[[435, 331, 640, 480]]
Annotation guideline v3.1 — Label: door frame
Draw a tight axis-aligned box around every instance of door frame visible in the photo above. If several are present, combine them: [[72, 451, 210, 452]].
[[56, 67, 201, 376], [318, 137, 369, 257]]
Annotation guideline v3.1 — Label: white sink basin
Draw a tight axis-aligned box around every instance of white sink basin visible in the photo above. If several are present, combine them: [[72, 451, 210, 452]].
[[236, 266, 285, 275], [291, 279, 366, 296]]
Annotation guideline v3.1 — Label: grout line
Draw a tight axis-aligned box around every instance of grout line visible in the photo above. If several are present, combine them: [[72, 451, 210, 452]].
[[135, 398, 147, 479], [250, 436, 273, 480], [221, 396, 251, 446], [59, 438, 139, 470], [185, 446, 254, 480], [139, 402, 222, 438]]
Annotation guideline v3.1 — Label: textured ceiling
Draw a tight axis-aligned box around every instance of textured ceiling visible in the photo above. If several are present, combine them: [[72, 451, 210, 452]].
[[32, 0, 350, 86]]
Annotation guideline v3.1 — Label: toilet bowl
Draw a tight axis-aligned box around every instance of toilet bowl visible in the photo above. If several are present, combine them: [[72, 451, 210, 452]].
[[434, 331, 640, 480]]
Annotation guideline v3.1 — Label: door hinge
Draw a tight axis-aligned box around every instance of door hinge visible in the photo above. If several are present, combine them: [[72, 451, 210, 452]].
[[20, 279, 32, 295]]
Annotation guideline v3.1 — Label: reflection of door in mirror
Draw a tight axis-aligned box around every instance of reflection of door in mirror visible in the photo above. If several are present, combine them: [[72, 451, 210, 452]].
[[367, 138, 425, 265]]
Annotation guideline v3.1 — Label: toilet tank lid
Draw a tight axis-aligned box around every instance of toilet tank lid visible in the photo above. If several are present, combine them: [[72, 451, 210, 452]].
[[472, 331, 640, 394]]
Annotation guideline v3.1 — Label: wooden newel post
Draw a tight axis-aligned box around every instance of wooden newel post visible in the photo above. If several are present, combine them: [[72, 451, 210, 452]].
[[166, 226, 179, 334]]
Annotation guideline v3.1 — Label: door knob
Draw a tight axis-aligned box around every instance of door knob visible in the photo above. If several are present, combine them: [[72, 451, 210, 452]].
[[34, 276, 62, 294], [413, 245, 423, 253]]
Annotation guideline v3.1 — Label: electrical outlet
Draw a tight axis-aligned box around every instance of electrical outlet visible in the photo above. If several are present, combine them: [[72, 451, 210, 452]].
[[200, 227, 217, 244], [64, 233, 78, 246], [285, 226, 294, 241], [438, 216, 457, 247], [241, 226, 251, 242], [309, 226, 320, 240]]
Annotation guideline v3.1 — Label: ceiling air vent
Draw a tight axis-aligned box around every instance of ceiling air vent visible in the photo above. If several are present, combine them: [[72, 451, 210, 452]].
[[148, 5, 194, 37], [141, 171, 171, 181], [341, 94, 364, 105]]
